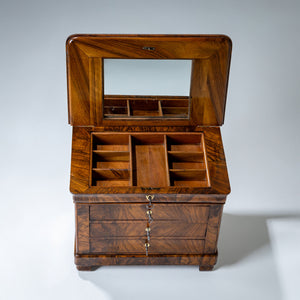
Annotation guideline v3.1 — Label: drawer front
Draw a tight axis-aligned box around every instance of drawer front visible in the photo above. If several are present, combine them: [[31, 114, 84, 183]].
[[76, 203, 223, 256], [90, 239, 145, 254], [90, 238, 205, 254], [90, 221, 207, 238], [90, 204, 146, 220], [90, 221, 145, 237], [149, 239, 205, 254], [90, 203, 210, 223], [154, 204, 209, 222], [151, 222, 207, 238]]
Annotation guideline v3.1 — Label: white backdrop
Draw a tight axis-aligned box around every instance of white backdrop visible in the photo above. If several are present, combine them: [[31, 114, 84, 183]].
[[0, 0, 299, 299]]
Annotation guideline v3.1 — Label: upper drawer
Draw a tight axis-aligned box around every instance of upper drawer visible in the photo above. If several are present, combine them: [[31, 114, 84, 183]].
[[89, 204, 210, 223]]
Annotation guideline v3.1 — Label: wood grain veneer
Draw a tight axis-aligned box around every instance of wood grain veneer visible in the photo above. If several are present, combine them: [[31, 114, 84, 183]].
[[67, 35, 232, 271], [66, 34, 231, 127]]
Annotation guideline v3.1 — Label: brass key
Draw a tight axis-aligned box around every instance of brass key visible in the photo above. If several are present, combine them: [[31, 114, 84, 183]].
[[145, 242, 150, 256]]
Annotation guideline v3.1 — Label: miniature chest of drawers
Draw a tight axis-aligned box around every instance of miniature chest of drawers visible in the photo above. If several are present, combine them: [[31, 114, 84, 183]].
[[66, 34, 231, 271]]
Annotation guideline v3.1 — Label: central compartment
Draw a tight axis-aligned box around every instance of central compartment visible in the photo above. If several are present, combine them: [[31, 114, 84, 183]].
[[131, 135, 168, 187], [91, 133, 210, 188]]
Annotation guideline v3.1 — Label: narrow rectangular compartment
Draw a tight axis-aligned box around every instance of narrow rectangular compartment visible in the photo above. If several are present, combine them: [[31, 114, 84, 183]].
[[169, 169, 208, 187], [160, 98, 189, 117], [103, 98, 128, 116], [166, 134, 203, 151], [92, 133, 129, 151], [131, 134, 168, 187], [130, 98, 161, 116]]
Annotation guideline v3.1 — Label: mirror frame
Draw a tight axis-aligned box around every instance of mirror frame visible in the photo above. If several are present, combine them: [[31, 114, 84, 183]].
[[66, 34, 232, 127]]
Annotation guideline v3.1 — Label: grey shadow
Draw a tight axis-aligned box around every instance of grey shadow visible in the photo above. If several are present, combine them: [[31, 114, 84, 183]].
[[217, 213, 300, 268], [77, 213, 299, 300]]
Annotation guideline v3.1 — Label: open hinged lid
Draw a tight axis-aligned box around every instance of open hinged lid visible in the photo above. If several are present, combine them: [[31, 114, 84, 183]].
[[66, 34, 232, 127]]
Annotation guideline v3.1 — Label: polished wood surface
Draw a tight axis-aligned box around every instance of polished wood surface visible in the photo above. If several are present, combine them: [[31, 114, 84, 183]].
[[75, 201, 223, 270], [89, 203, 210, 221], [74, 193, 226, 204], [103, 95, 189, 118], [66, 34, 231, 127], [71, 128, 229, 271], [90, 221, 207, 238], [70, 128, 230, 195], [75, 252, 217, 271], [67, 35, 232, 271]]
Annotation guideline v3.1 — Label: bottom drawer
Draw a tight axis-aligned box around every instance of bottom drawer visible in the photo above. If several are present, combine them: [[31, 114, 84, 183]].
[[90, 238, 205, 254]]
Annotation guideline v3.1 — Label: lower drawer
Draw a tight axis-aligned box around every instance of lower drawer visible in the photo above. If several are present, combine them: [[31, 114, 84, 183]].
[[90, 238, 205, 254]]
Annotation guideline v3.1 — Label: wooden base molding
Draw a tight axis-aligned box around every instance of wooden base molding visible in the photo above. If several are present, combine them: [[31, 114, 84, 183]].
[[75, 252, 217, 271]]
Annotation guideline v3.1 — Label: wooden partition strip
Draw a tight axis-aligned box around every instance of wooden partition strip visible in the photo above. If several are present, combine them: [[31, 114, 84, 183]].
[[158, 100, 163, 116], [89, 133, 95, 187], [201, 133, 211, 187], [129, 135, 133, 186], [127, 100, 131, 116], [164, 135, 171, 186]]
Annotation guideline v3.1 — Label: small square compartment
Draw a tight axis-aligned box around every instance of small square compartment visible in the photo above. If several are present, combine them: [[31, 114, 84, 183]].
[[103, 98, 128, 117]]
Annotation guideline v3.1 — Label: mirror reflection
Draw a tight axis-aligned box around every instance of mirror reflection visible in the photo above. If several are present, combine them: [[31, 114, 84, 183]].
[[103, 59, 192, 119]]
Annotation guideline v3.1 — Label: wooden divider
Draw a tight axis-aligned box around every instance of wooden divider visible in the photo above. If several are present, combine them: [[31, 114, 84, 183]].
[[91, 133, 210, 187], [103, 95, 189, 118]]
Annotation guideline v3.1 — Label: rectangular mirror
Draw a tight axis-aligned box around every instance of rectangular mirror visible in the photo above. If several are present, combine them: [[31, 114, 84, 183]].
[[103, 59, 192, 119]]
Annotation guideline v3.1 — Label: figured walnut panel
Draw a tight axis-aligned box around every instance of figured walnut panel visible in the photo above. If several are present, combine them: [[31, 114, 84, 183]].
[[75, 204, 90, 254], [204, 205, 223, 253], [151, 222, 207, 238], [89, 204, 210, 222], [66, 34, 231, 127], [90, 239, 145, 254], [75, 253, 218, 266], [90, 221, 207, 238], [149, 239, 205, 254], [90, 239, 205, 255], [90, 204, 146, 220]]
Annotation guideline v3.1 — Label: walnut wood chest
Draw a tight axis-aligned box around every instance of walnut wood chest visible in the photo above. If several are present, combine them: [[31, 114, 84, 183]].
[[66, 34, 232, 271]]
